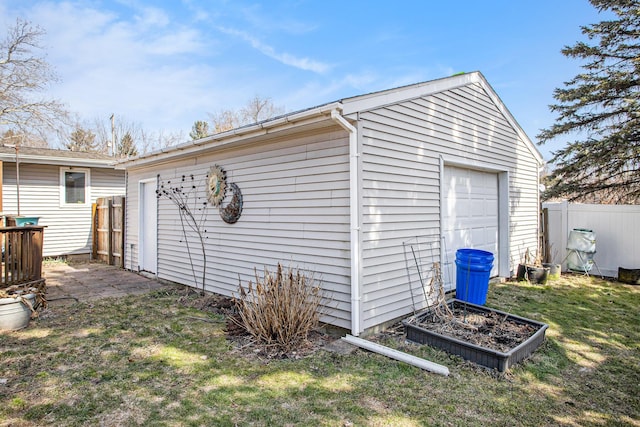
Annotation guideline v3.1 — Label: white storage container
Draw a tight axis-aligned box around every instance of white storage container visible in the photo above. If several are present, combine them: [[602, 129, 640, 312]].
[[567, 229, 596, 253]]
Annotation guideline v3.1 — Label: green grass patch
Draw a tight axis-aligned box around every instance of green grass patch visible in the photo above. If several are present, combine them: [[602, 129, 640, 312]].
[[0, 275, 638, 426]]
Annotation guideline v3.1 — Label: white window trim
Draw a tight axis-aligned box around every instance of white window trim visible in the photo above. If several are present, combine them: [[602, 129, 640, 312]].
[[59, 167, 91, 207]]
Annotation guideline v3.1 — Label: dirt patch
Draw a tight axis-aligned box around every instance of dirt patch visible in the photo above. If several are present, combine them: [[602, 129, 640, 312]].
[[411, 305, 538, 353], [176, 292, 246, 336], [177, 292, 235, 316]]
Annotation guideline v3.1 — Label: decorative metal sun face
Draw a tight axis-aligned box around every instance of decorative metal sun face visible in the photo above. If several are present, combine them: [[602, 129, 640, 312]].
[[207, 165, 227, 206]]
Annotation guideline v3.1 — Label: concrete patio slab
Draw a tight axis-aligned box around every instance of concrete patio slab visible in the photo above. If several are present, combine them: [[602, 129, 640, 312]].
[[44, 261, 174, 305]]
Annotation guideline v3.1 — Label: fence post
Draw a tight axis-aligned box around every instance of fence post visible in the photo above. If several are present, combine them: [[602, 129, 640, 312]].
[[32, 228, 43, 280], [91, 202, 98, 260], [107, 197, 113, 266], [120, 197, 126, 268], [560, 200, 569, 270], [542, 207, 550, 263]]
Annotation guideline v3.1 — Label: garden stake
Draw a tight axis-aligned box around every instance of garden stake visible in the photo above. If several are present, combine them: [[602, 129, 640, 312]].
[[463, 256, 471, 323], [410, 245, 430, 309]]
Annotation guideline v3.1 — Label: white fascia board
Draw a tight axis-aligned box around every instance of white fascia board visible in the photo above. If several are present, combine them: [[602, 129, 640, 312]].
[[474, 74, 545, 166], [0, 154, 117, 168], [341, 72, 481, 116], [341, 71, 544, 166], [118, 102, 343, 170]]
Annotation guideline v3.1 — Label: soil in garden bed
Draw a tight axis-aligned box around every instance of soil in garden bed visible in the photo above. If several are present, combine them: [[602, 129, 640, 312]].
[[414, 304, 538, 353]]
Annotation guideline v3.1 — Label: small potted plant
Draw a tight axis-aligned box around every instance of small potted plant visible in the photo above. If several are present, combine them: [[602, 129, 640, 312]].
[[541, 246, 562, 280], [542, 262, 562, 280]]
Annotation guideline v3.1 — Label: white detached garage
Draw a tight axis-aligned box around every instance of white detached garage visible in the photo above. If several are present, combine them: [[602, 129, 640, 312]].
[[119, 71, 543, 336]]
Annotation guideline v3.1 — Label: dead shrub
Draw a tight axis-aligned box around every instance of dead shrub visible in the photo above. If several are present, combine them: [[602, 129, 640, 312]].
[[234, 264, 324, 353]]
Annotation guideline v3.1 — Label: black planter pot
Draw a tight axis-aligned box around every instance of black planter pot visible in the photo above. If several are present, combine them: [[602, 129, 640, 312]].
[[618, 267, 640, 285], [517, 264, 550, 284]]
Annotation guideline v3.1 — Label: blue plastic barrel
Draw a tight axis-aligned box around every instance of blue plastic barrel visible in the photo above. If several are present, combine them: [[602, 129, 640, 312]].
[[455, 249, 494, 305]]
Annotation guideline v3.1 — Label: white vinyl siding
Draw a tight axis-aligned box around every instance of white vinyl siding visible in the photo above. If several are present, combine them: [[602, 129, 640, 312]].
[[125, 128, 353, 329], [358, 82, 540, 330], [120, 72, 541, 333], [2, 163, 125, 257]]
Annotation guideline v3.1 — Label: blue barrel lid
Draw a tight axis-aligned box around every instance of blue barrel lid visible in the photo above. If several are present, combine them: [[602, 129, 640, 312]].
[[456, 248, 494, 263]]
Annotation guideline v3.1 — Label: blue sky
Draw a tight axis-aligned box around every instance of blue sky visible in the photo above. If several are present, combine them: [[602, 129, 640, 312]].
[[2, 0, 607, 160]]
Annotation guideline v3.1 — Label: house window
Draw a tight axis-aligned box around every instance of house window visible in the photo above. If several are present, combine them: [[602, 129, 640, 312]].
[[60, 168, 90, 206]]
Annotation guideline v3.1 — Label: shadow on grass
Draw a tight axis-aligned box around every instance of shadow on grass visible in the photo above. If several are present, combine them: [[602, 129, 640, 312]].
[[490, 275, 640, 425], [1, 275, 638, 426]]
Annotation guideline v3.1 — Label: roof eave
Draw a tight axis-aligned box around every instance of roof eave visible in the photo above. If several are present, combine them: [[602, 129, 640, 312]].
[[341, 72, 481, 116], [0, 154, 118, 168], [473, 73, 545, 165], [341, 71, 544, 165], [117, 102, 344, 169]]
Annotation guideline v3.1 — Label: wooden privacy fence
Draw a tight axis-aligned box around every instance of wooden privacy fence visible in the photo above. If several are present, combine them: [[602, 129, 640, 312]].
[[1, 226, 45, 289], [92, 196, 125, 268]]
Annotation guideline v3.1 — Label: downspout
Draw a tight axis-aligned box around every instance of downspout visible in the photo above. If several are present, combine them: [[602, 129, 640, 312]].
[[331, 110, 361, 336]]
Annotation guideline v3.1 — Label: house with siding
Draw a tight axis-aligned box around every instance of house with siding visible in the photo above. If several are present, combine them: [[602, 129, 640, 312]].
[[0, 146, 125, 257], [119, 71, 543, 336]]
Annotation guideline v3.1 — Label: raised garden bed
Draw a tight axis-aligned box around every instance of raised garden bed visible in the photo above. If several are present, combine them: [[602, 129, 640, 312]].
[[402, 299, 548, 372]]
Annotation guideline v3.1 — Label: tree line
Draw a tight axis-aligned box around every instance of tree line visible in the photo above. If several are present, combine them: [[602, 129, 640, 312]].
[[0, 18, 283, 158], [2, 0, 639, 203]]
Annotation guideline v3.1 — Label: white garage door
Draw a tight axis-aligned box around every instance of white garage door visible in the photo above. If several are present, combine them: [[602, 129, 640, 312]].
[[442, 166, 499, 290]]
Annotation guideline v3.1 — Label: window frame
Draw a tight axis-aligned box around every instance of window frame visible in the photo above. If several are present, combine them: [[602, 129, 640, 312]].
[[59, 167, 91, 207]]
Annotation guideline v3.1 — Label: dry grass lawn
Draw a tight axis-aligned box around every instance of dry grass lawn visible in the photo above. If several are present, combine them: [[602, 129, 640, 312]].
[[1, 274, 638, 426]]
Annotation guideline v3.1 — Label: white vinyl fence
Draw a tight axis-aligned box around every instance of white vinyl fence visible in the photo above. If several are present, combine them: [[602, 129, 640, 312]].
[[542, 201, 640, 278]]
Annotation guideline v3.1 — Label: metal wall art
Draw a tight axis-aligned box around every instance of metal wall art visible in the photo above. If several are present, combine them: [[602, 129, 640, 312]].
[[207, 164, 243, 224], [207, 165, 227, 207]]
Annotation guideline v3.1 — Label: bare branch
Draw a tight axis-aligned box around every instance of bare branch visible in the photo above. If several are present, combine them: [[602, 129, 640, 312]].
[[0, 18, 70, 141]]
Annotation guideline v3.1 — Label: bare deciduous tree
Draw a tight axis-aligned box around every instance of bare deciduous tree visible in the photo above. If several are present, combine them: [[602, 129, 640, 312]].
[[208, 109, 240, 134], [207, 95, 285, 134], [138, 128, 185, 153], [0, 129, 48, 148], [240, 95, 285, 124], [90, 115, 185, 157], [0, 18, 69, 142]]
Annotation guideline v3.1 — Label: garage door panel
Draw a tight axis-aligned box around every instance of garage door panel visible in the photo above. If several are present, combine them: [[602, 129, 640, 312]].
[[482, 201, 498, 217], [442, 166, 499, 291], [454, 200, 471, 217], [471, 226, 494, 242]]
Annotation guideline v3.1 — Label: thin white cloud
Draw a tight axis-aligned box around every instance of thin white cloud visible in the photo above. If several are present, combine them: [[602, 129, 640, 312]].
[[280, 67, 458, 113], [239, 4, 318, 35], [180, 0, 213, 22], [4, 1, 220, 138], [133, 5, 171, 28], [280, 72, 379, 111], [217, 26, 330, 74], [2, 0, 432, 143]]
